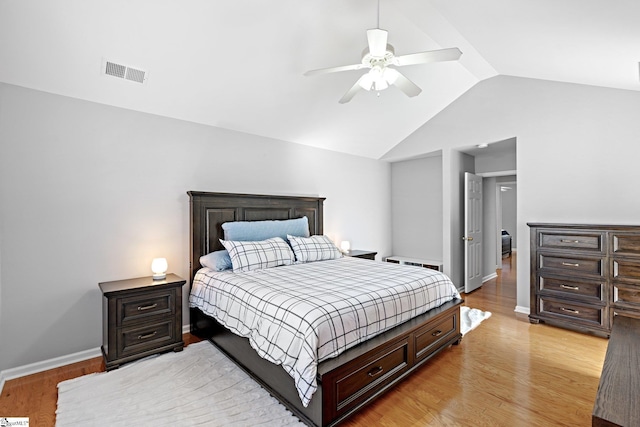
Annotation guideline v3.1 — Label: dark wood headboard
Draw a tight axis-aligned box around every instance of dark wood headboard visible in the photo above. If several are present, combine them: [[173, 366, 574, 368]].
[[187, 191, 325, 282]]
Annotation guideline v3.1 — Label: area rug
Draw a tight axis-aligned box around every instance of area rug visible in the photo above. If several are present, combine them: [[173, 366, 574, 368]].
[[56, 341, 305, 426], [460, 306, 492, 336]]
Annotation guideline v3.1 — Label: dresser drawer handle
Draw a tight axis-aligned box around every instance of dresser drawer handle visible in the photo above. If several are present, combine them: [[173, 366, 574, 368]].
[[137, 331, 157, 340], [560, 307, 580, 314], [561, 262, 580, 267], [367, 366, 384, 378], [137, 303, 158, 311], [560, 239, 580, 243], [560, 284, 579, 291], [432, 330, 443, 337]]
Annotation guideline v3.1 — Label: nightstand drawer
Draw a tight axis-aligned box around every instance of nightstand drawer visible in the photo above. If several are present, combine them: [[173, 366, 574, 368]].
[[118, 320, 176, 357], [118, 291, 175, 326]]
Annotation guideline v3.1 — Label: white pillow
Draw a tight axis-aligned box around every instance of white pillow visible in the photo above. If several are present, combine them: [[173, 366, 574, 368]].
[[287, 235, 343, 263], [219, 237, 295, 272]]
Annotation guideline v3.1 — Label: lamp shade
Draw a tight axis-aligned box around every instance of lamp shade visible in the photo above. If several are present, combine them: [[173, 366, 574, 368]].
[[151, 258, 168, 280]]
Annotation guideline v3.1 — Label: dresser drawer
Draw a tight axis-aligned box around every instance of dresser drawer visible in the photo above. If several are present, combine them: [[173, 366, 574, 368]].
[[612, 258, 640, 283], [118, 320, 177, 357], [612, 233, 640, 256], [539, 254, 604, 277], [414, 311, 457, 361], [613, 283, 640, 312], [117, 290, 175, 326], [539, 275, 604, 303], [330, 338, 409, 416], [538, 297, 605, 329], [538, 231, 604, 252]]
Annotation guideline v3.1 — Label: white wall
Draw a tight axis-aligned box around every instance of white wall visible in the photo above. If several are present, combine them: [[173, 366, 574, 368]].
[[390, 155, 443, 261], [0, 83, 391, 371], [384, 75, 640, 312]]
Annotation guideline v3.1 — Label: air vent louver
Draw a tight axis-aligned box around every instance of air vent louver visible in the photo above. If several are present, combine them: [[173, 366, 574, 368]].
[[103, 60, 148, 84]]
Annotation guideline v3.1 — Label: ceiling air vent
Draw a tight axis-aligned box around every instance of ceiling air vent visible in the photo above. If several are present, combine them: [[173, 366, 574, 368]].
[[103, 59, 148, 84]]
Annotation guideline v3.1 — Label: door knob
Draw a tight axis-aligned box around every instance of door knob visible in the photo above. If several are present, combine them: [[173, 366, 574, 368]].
[[462, 236, 474, 241]]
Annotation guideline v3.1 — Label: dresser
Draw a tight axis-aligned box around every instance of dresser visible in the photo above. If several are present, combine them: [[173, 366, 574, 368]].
[[529, 223, 640, 336], [100, 273, 186, 370]]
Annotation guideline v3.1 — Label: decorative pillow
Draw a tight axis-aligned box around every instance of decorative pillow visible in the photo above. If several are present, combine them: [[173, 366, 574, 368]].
[[219, 237, 295, 272], [287, 235, 343, 263], [199, 250, 233, 271], [222, 217, 309, 242]]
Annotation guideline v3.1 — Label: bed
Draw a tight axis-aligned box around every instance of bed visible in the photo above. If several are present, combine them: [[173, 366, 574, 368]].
[[188, 191, 464, 427], [502, 229, 512, 257]]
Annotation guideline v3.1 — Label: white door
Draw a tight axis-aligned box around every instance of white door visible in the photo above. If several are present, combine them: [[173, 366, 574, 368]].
[[464, 172, 483, 293]]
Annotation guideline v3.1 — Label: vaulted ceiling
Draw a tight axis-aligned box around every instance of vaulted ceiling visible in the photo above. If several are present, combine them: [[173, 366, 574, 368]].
[[1, 0, 638, 159]]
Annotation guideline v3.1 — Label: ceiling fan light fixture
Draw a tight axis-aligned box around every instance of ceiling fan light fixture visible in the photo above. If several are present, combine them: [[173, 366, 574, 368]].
[[358, 72, 374, 91], [369, 65, 389, 91], [374, 78, 388, 91], [383, 68, 399, 85]]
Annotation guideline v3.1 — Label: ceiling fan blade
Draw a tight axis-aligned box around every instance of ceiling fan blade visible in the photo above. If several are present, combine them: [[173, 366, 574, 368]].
[[388, 69, 422, 97], [338, 75, 368, 104], [393, 47, 462, 67], [367, 28, 388, 57], [304, 63, 365, 76]]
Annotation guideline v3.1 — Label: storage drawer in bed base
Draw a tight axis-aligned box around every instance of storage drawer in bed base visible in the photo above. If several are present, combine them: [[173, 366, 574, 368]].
[[197, 298, 463, 427]]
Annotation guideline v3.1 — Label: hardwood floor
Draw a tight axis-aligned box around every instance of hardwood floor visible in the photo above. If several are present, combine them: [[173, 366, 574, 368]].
[[343, 253, 608, 427], [0, 253, 607, 426]]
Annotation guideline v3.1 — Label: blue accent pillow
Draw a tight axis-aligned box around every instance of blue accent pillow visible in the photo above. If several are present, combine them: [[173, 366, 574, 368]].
[[200, 250, 233, 271], [222, 216, 310, 242]]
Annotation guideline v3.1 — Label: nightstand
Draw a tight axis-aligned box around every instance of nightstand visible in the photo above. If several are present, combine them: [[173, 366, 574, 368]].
[[99, 273, 186, 371], [346, 250, 377, 260]]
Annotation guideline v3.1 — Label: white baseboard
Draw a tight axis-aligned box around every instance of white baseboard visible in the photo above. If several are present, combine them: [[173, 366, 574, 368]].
[[514, 305, 530, 315], [483, 272, 498, 283], [0, 346, 102, 394], [0, 323, 193, 394]]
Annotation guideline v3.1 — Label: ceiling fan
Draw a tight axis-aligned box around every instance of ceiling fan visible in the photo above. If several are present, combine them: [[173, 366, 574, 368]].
[[304, 3, 462, 104]]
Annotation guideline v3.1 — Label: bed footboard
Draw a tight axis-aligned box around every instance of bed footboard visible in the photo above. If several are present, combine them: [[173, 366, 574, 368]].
[[195, 298, 463, 427]]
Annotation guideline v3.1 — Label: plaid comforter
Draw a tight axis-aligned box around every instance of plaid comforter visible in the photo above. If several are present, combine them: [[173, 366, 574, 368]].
[[189, 256, 460, 407]]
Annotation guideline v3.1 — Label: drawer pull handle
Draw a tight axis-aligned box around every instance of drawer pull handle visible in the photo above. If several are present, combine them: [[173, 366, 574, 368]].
[[561, 262, 580, 267], [560, 307, 580, 314], [560, 239, 580, 243], [137, 303, 158, 311], [560, 284, 580, 290], [138, 331, 157, 340], [367, 366, 384, 378], [432, 330, 443, 337]]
